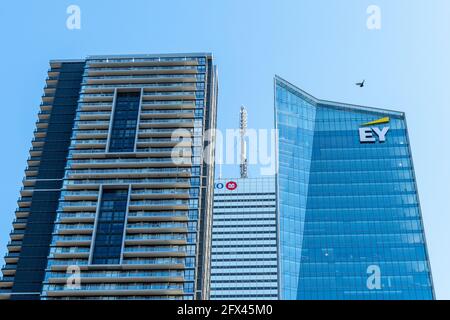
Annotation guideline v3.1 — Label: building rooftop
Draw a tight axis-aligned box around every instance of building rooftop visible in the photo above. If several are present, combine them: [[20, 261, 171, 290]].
[[275, 75, 404, 117]]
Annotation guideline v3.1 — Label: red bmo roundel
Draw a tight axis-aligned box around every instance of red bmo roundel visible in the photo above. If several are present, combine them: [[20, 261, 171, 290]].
[[226, 181, 237, 191]]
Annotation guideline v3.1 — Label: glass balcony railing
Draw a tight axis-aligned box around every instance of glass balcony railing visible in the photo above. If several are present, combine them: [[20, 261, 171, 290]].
[[64, 178, 191, 186], [127, 211, 188, 219], [52, 236, 92, 242], [125, 234, 186, 241], [81, 82, 199, 91], [129, 201, 189, 208], [87, 56, 200, 64], [54, 224, 94, 231], [122, 258, 185, 266], [67, 168, 191, 176], [68, 157, 187, 165], [123, 246, 186, 253], [85, 65, 200, 73], [58, 213, 96, 220], [140, 119, 194, 125], [45, 270, 184, 280], [126, 222, 187, 229], [43, 283, 183, 291], [139, 128, 194, 135], [131, 189, 189, 195], [50, 247, 90, 254]]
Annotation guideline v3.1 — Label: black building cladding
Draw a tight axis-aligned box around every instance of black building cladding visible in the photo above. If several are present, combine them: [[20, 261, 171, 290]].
[[10, 61, 85, 299]]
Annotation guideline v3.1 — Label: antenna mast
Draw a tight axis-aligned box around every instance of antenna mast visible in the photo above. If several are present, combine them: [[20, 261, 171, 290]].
[[240, 105, 248, 179]]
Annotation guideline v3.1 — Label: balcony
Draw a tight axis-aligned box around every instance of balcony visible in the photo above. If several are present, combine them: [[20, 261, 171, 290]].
[[139, 119, 194, 129], [142, 91, 196, 101], [31, 137, 46, 147], [77, 112, 111, 121], [15, 208, 30, 219], [81, 82, 197, 93], [136, 138, 191, 148], [75, 120, 110, 130], [79, 103, 113, 111], [43, 287, 183, 297], [72, 139, 107, 149], [126, 221, 187, 234], [9, 230, 25, 241], [1, 264, 18, 277], [58, 212, 96, 223], [6, 240, 22, 252], [64, 178, 191, 190], [17, 196, 32, 207], [53, 236, 92, 247], [45, 270, 184, 284], [138, 128, 193, 138], [130, 189, 189, 200], [38, 110, 51, 120], [60, 201, 97, 212], [29, 146, 43, 158], [128, 200, 189, 212], [33, 127, 47, 138], [79, 93, 114, 102], [54, 224, 94, 235], [85, 62, 200, 78], [66, 167, 191, 180], [69, 157, 191, 169], [4, 252, 20, 264], [50, 248, 90, 259], [125, 234, 187, 246], [12, 218, 28, 229], [127, 211, 188, 223], [73, 129, 108, 139], [62, 190, 99, 201]]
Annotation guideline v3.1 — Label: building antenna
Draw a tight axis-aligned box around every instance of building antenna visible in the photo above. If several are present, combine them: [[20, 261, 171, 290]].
[[240, 105, 248, 178], [218, 162, 223, 180]]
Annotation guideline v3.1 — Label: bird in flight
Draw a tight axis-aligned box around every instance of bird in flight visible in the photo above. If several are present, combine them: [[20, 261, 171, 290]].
[[356, 80, 365, 88]]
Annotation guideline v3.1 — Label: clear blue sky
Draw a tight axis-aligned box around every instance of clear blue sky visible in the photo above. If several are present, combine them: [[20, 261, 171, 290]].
[[0, 0, 449, 299]]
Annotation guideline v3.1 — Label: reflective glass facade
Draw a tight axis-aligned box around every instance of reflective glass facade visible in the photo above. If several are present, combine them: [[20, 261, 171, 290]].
[[275, 76, 434, 300], [211, 177, 278, 300]]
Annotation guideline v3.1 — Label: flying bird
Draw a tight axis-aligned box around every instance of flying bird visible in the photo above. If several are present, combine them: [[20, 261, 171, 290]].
[[356, 80, 365, 88]]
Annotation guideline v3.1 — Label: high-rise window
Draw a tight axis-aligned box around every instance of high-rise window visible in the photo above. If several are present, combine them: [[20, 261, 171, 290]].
[[108, 91, 141, 152], [91, 189, 129, 265]]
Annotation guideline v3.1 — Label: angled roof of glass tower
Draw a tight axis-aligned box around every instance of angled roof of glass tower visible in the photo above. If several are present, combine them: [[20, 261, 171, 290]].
[[274, 76, 434, 300]]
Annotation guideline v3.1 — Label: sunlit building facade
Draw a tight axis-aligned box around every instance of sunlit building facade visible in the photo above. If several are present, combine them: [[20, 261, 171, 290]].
[[274, 76, 434, 300], [0, 53, 218, 300]]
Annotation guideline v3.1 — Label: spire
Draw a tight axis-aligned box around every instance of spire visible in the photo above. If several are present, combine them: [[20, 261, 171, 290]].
[[239, 105, 248, 179]]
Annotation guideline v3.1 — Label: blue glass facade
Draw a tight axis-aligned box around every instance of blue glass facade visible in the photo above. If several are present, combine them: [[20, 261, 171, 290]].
[[275, 76, 434, 300]]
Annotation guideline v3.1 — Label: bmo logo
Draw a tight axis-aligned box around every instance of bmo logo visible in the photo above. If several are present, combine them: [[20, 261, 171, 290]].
[[359, 117, 390, 144], [215, 181, 238, 191]]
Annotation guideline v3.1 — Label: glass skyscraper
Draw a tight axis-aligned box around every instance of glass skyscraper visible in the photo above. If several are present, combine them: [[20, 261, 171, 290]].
[[210, 177, 278, 300], [0, 53, 218, 300], [275, 76, 434, 300]]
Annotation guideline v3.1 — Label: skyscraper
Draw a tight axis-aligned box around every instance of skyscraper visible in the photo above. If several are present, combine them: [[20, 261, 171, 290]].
[[274, 76, 434, 300], [0, 53, 218, 300], [210, 177, 278, 300]]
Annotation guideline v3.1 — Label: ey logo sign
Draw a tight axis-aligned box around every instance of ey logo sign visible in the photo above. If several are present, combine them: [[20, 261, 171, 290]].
[[359, 117, 390, 143]]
